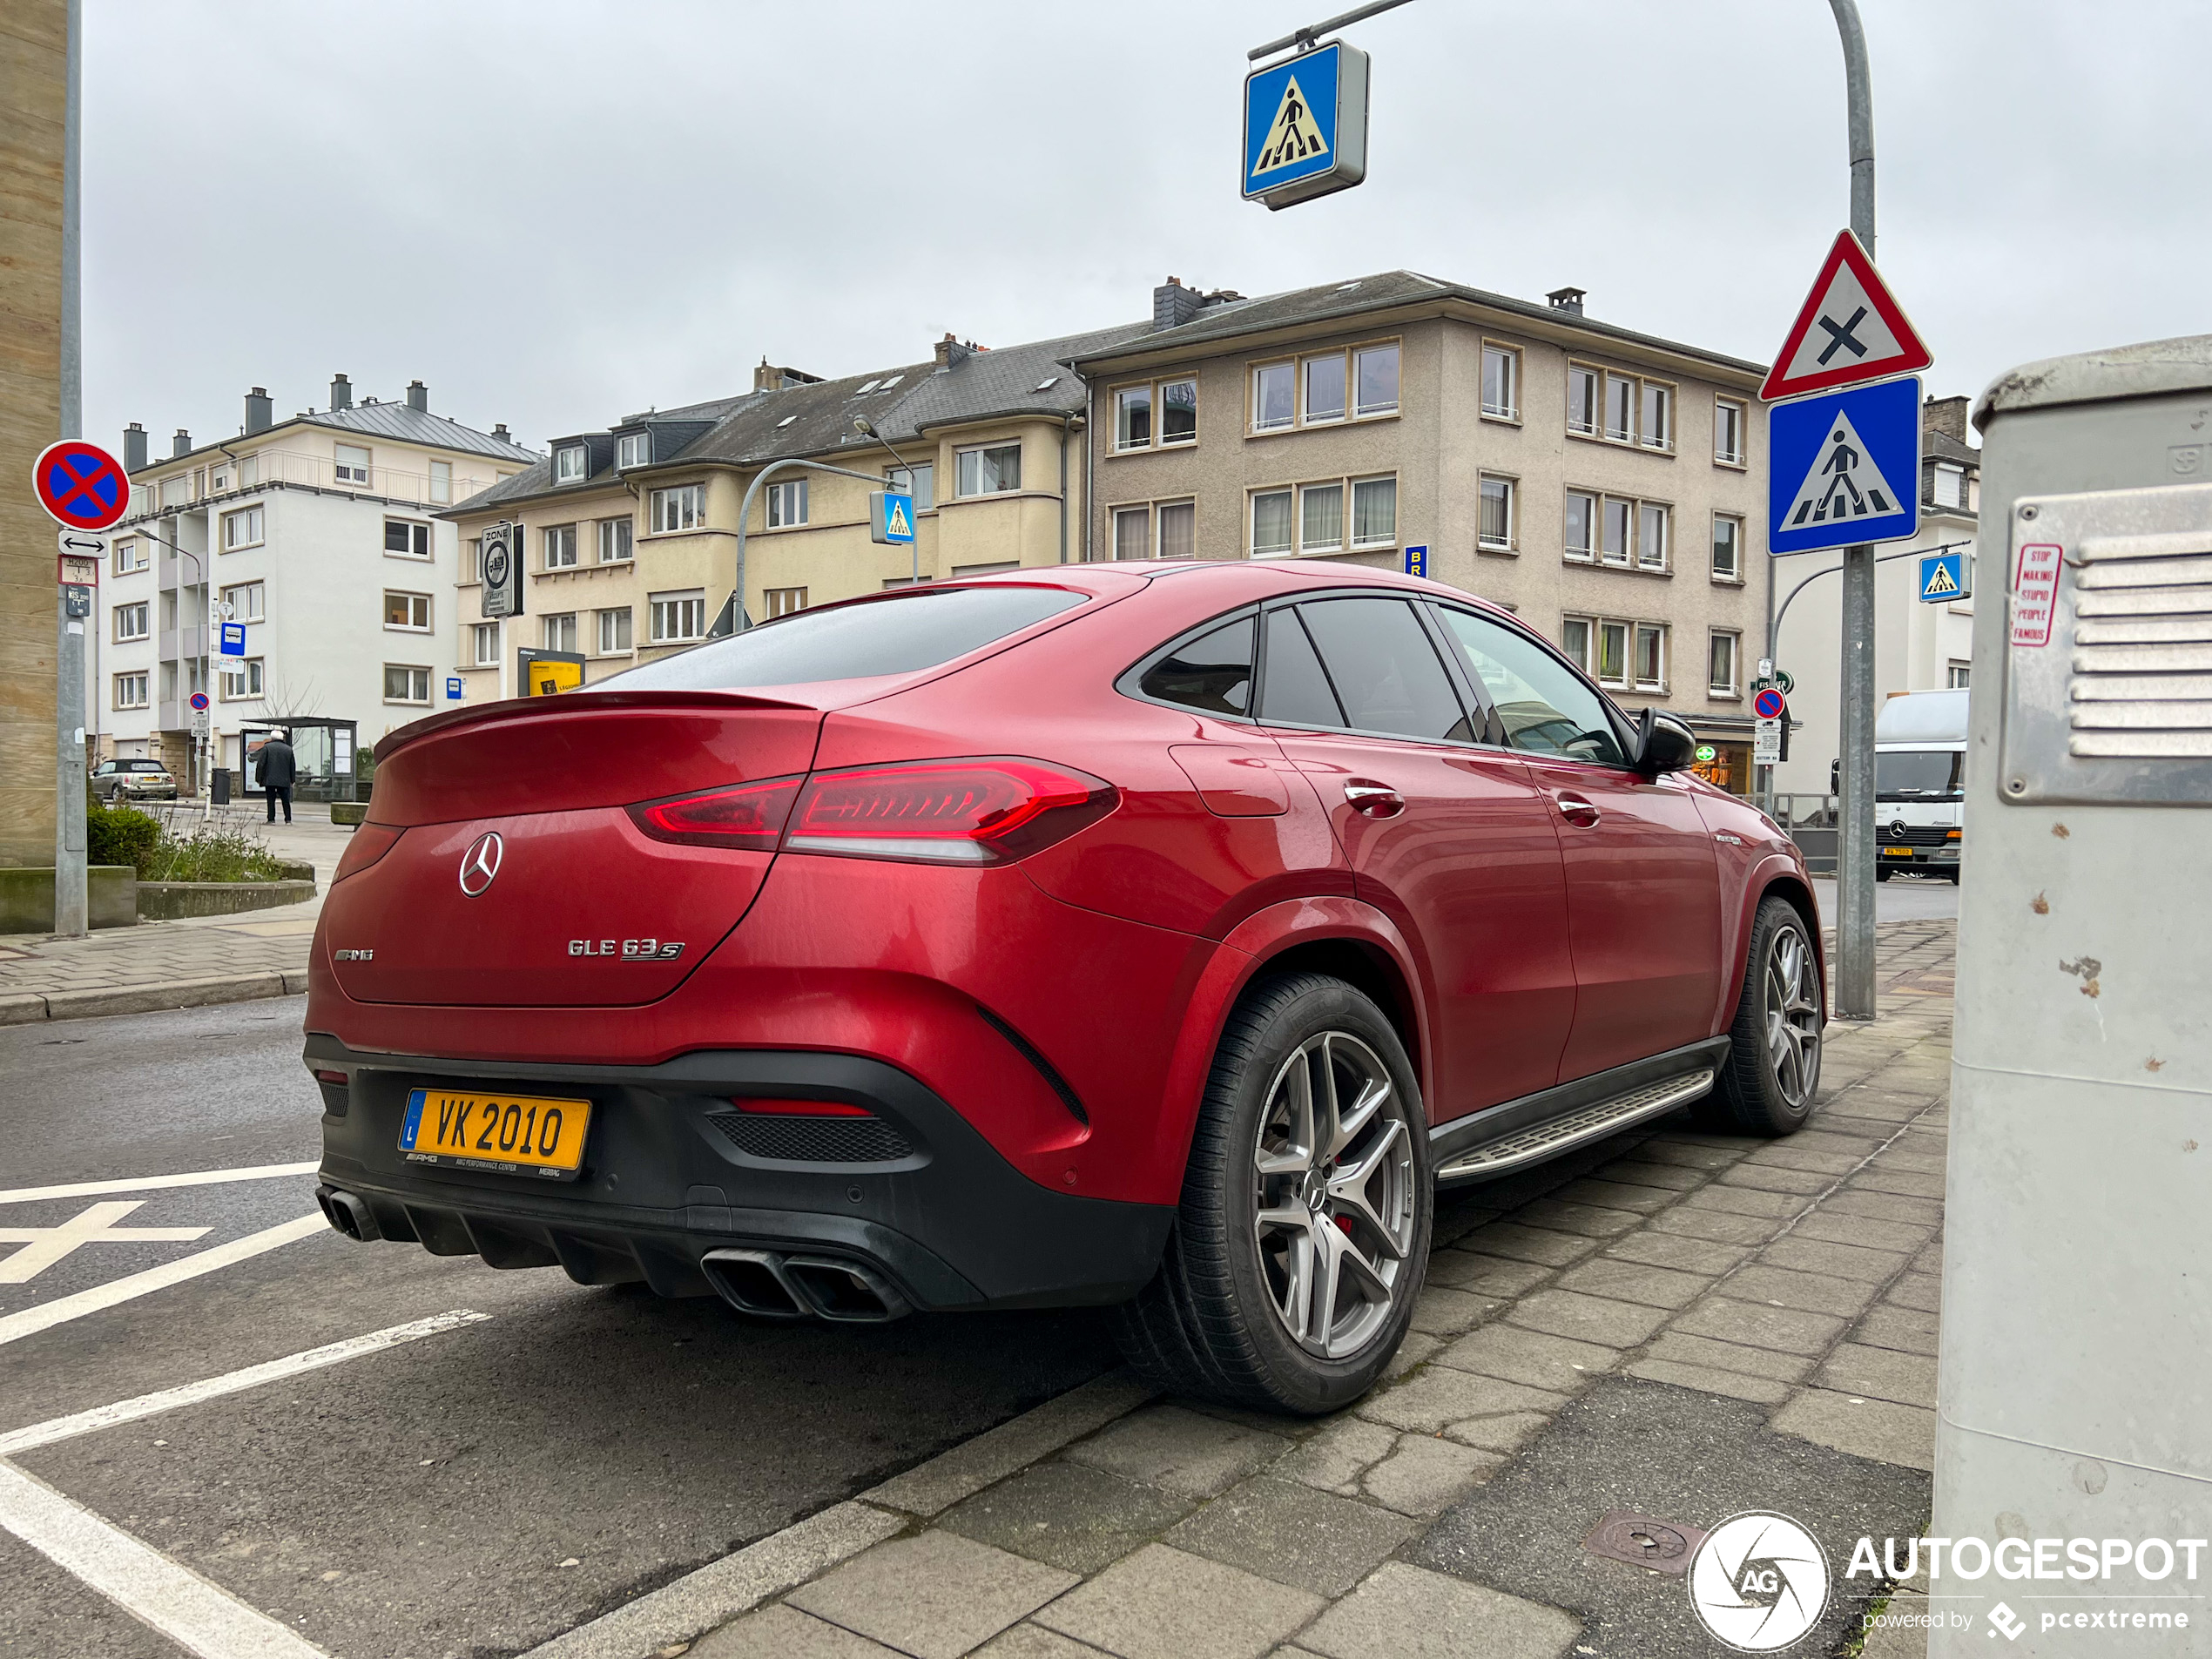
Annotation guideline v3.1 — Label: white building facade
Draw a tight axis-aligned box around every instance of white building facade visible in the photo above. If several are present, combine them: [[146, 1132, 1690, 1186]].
[[100, 378, 536, 796]]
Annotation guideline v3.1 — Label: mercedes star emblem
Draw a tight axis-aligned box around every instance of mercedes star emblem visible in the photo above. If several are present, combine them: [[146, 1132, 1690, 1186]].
[[458, 831, 504, 897]]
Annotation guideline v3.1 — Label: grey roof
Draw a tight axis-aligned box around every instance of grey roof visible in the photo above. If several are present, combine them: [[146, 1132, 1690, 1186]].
[[1066, 269, 1767, 379], [134, 396, 538, 479], [1925, 429, 1979, 467]]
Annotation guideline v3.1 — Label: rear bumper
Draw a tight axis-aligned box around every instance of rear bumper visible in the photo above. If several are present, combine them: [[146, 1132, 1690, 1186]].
[[306, 1035, 1173, 1313]]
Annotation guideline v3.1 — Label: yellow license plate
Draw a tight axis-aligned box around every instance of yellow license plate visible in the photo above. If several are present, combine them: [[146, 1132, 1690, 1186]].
[[1882, 846, 1915, 857], [399, 1089, 592, 1180]]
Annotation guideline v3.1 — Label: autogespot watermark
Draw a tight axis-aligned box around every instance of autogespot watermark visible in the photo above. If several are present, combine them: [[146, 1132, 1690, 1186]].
[[1687, 1514, 2206, 1650]]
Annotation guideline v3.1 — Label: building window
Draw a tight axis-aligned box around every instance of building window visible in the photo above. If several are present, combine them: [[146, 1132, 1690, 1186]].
[[955, 443, 1021, 496], [1948, 661, 1971, 688], [221, 506, 264, 550], [1568, 366, 1599, 435], [1157, 500, 1196, 560], [1635, 623, 1667, 690], [543, 523, 578, 569], [113, 538, 147, 575], [1603, 374, 1635, 442], [113, 671, 149, 711], [221, 581, 263, 622], [1596, 620, 1629, 687], [1601, 497, 1633, 565], [1637, 502, 1669, 570], [881, 576, 934, 590], [1114, 505, 1150, 560], [1109, 378, 1196, 447], [555, 446, 587, 484], [1160, 378, 1197, 445], [1561, 618, 1592, 673], [1932, 462, 1966, 509], [1251, 489, 1293, 557], [1299, 482, 1344, 553], [616, 432, 650, 469], [1479, 475, 1516, 550], [651, 483, 705, 533], [766, 479, 808, 528], [886, 464, 934, 510], [113, 602, 150, 643], [1640, 381, 1675, 451], [650, 590, 705, 644], [158, 474, 189, 509], [471, 622, 499, 666], [1354, 345, 1399, 416], [334, 444, 369, 485], [1709, 630, 1739, 695], [1115, 385, 1152, 450], [428, 459, 452, 503], [597, 516, 632, 563], [384, 590, 431, 631], [1564, 491, 1595, 561], [1481, 344, 1520, 420], [383, 664, 431, 704], [543, 613, 577, 653], [1715, 398, 1747, 465], [1351, 475, 1397, 548], [220, 657, 265, 700], [1303, 353, 1346, 422], [589, 607, 631, 654], [763, 588, 806, 620], [1712, 514, 1743, 582], [1253, 362, 1295, 431], [385, 518, 431, 558]]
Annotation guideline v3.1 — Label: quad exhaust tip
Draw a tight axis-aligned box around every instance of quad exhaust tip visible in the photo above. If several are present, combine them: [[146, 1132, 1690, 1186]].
[[700, 1247, 910, 1324], [315, 1185, 381, 1242]]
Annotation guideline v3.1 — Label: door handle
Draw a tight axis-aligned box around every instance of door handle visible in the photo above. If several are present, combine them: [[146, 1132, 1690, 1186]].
[[1343, 780, 1406, 818], [1554, 791, 1602, 828]]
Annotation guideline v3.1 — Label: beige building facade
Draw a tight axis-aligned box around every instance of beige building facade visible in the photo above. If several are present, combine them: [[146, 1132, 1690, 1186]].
[[1073, 274, 1773, 789]]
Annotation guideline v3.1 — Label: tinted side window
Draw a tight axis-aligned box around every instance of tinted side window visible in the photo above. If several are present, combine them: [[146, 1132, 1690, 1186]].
[[1258, 610, 1345, 727], [1296, 597, 1472, 743], [1140, 617, 1254, 717], [1434, 607, 1629, 766]]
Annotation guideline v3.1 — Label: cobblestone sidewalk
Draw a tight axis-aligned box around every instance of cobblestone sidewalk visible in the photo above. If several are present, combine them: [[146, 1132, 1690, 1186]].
[[550, 919, 1955, 1659]]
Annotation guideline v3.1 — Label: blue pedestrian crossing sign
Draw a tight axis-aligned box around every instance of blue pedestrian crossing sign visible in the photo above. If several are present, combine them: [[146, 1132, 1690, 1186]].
[[1767, 375, 1922, 555], [1242, 42, 1370, 211], [219, 621, 246, 656], [870, 490, 916, 547], [1919, 549, 1969, 604]]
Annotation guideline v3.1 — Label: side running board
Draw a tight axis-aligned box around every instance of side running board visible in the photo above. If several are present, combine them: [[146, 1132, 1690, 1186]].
[[1435, 1069, 1716, 1183]]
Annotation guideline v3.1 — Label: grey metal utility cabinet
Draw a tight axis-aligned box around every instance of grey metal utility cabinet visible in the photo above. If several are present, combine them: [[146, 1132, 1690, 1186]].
[[1934, 335, 2212, 1655]]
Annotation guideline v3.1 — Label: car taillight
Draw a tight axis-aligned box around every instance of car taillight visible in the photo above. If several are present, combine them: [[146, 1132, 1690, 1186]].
[[730, 1096, 871, 1117], [334, 822, 405, 881], [784, 758, 1116, 865], [629, 776, 803, 850]]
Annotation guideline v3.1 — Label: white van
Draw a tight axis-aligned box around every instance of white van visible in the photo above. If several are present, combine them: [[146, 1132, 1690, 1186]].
[[1870, 688, 1967, 882]]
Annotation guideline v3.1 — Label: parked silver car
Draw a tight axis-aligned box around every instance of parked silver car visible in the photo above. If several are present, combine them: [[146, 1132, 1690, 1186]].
[[91, 758, 178, 802]]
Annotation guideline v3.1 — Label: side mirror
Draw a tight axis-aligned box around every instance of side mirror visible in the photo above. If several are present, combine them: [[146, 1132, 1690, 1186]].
[[1635, 707, 1698, 775]]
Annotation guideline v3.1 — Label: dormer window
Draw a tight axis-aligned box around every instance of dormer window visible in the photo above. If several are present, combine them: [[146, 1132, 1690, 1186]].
[[556, 446, 587, 484], [616, 433, 649, 469]]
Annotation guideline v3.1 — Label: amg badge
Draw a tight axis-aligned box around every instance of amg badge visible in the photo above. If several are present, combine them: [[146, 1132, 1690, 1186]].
[[569, 938, 685, 961], [334, 948, 374, 961]]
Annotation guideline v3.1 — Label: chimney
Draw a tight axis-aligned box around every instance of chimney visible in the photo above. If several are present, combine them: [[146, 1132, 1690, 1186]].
[[172, 428, 192, 458], [933, 333, 970, 372], [1153, 276, 1204, 332], [1546, 286, 1587, 316], [329, 372, 353, 409], [406, 379, 428, 413], [123, 422, 147, 471], [492, 423, 511, 443], [1922, 395, 1970, 447], [244, 387, 273, 435]]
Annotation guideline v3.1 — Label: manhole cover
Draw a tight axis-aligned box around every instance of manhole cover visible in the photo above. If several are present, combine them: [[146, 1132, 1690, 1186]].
[[1581, 1510, 1709, 1575]]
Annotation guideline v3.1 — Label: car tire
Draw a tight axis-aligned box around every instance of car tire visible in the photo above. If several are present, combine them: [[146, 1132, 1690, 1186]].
[[1700, 895, 1824, 1136], [1111, 974, 1431, 1416], [1874, 866, 1892, 882]]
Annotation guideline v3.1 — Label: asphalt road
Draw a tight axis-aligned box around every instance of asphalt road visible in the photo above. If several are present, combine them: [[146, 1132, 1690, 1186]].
[[0, 999, 1117, 1659], [1811, 870, 1959, 925]]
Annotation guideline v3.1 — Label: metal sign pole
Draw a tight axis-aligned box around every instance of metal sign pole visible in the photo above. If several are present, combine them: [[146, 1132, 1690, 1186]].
[[51, 0, 87, 938], [1830, 0, 1878, 1019]]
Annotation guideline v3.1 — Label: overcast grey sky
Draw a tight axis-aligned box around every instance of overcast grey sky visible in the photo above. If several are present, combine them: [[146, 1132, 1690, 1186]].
[[85, 0, 2211, 457]]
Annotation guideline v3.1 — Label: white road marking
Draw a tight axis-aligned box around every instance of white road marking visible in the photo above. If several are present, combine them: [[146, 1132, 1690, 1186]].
[[0, 1309, 491, 1458], [0, 1161, 321, 1206], [0, 1214, 326, 1348], [0, 1460, 329, 1657], [0, 1200, 211, 1283]]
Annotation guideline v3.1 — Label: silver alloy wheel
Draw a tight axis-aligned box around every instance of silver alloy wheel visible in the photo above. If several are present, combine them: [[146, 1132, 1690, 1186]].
[[1765, 921, 1823, 1109], [1251, 1030, 1417, 1359]]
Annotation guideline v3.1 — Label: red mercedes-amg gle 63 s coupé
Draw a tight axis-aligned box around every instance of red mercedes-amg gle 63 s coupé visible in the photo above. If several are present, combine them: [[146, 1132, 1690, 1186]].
[[307, 561, 1823, 1414]]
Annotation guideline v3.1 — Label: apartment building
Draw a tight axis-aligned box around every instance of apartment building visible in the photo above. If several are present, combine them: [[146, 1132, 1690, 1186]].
[[105, 377, 536, 792], [445, 324, 1146, 699], [1072, 273, 1773, 790]]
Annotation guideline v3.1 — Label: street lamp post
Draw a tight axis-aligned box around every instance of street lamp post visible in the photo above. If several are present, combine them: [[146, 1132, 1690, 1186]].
[[725, 456, 907, 635]]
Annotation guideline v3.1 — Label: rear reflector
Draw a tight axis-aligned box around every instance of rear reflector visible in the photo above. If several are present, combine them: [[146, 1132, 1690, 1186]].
[[731, 1096, 872, 1117], [314, 1069, 348, 1086], [629, 775, 802, 850], [784, 759, 1116, 866], [334, 823, 404, 882]]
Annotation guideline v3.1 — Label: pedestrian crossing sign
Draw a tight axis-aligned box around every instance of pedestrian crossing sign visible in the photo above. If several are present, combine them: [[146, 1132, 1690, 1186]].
[[870, 490, 916, 546], [1767, 375, 1921, 555], [1242, 41, 1369, 210], [1919, 549, 1969, 603]]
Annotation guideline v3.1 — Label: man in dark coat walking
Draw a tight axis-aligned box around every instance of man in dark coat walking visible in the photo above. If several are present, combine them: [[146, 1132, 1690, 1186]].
[[254, 730, 297, 824]]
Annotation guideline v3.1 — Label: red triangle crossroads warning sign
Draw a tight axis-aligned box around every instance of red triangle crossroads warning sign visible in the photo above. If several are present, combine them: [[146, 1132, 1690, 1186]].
[[1759, 229, 1932, 402]]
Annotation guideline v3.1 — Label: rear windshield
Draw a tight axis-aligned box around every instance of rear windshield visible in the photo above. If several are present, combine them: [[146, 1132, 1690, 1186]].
[[602, 586, 1086, 691], [122, 760, 167, 772]]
